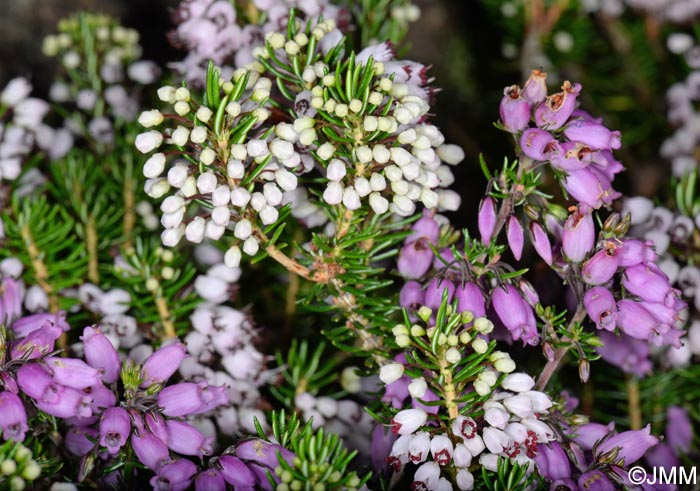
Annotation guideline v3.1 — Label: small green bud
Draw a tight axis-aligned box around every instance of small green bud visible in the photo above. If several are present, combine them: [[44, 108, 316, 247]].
[[473, 317, 494, 334], [328, 471, 342, 483], [347, 475, 361, 487], [459, 331, 472, 345], [21, 462, 40, 481], [291, 481, 303, 491], [472, 338, 488, 354], [281, 470, 293, 483], [410, 324, 425, 337], [447, 334, 459, 346], [437, 333, 447, 346], [460, 310, 474, 324], [277, 484, 290, 491], [313, 484, 325, 491], [392, 324, 409, 336], [417, 306, 432, 322], [426, 327, 436, 339], [395, 334, 410, 347], [1, 460, 17, 476]]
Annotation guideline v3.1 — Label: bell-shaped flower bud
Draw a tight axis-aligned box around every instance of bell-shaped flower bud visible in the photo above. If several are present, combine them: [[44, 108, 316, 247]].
[[562, 168, 619, 210], [140, 341, 187, 387], [492, 285, 539, 346], [144, 412, 170, 444], [407, 212, 440, 244], [478, 197, 497, 244], [10, 323, 62, 360], [430, 435, 454, 465], [195, 469, 226, 491], [535, 442, 572, 481], [379, 363, 405, 385], [166, 420, 213, 457], [397, 238, 434, 279], [618, 239, 656, 267], [99, 407, 131, 455], [65, 426, 97, 456], [484, 407, 509, 429], [519, 128, 558, 161], [408, 431, 430, 463], [44, 357, 102, 389], [235, 438, 295, 469], [482, 427, 512, 454], [665, 406, 693, 454], [424, 278, 456, 312], [499, 85, 531, 133], [549, 142, 594, 171], [506, 216, 524, 260], [391, 408, 427, 435], [383, 376, 410, 409], [0, 391, 28, 441], [158, 382, 229, 417], [132, 429, 171, 470], [622, 264, 672, 304], [503, 394, 534, 419], [400, 281, 424, 315], [501, 373, 535, 393], [11, 311, 69, 338], [81, 326, 121, 384], [529, 222, 552, 265], [455, 283, 486, 319], [616, 299, 659, 340], [583, 287, 617, 331], [534, 81, 582, 130], [217, 456, 256, 487], [0, 278, 22, 326], [595, 424, 658, 465], [563, 209, 595, 263], [564, 120, 621, 151], [456, 469, 475, 491], [521, 69, 548, 105], [452, 416, 478, 441], [413, 461, 440, 489], [582, 242, 620, 285], [150, 459, 197, 491]]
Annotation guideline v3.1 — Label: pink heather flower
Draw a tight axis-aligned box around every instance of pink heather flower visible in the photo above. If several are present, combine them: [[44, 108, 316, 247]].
[[10, 323, 62, 360], [621, 264, 672, 305], [582, 242, 620, 285], [618, 239, 656, 267], [529, 222, 552, 265], [217, 455, 256, 487], [478, 197, 497, 244], [584, 287, 617, 331], [520, 128, 557, 161], [150, 458, 197, 491], [391, 408, 427, 435], [397, 238, 434, 279], [578, 470, 615, 491], [562, 168, 620, 209], [499, 85, 531, 133], [492, 284, 539, 346], [596, 331, 652, 378], [595, 424, 658, 465], [521, 69, 548, 105], [144, 412, 170, 444], [132, 429, 171, 471], [234, 438, 295, 469], [99, 407, 131, 456], [455, 282, 486, 319], [564, 120, 621, 151], [535, 442, 572, 482], [44, 357, 102, 390], [65, 426, 98, 456], [0, 278, 22, 325], [665, 406, 693, 454], [0, 391, 28, 441], [81, 326, 121, 384], [549, 142, 594, 171], [399, 281, 424, 317], [430, 435, 454, 466], [11, 311, 69, 337], [158, 381, 229, 417], [562, 208, 595, 263], [166, 420, 214, 457], [534, 81, 582, 130], [408, 432, 430, 463], [616, 299, 660, 340], [407, 212, 440, 244], [37, 385, 92, 419], [195, 469, 226, 491], [140, 341, 188, 387], [424, 278, 456, 312], [506, 216, 524, 260]]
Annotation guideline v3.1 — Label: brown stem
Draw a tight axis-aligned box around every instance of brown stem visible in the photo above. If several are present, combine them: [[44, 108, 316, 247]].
[[123, 173, 135, 249], [536, 347, 568, 391], [86, 216, 99, 284], [440, 357, 459, 420], [154, 295, 177, 340], [626, 376, 642, 430]]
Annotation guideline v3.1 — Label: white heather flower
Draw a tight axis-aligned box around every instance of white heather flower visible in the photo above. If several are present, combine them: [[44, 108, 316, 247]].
[[145, 178, 170, 199], [326, 159, 346, 181], [503, 395, 534, 419], [451, 416, 478, 440], [168, 165, 189, 188], [323, 181, 343, 205], [138, 110, 164, 128], [1, 77, 32, 107], [205, 221, 225, 241], [234, 219, 253, 240], [501, 373, 535, 393], [161, 209, 184, 228], [408, 431, 430, 463], [379, 363, 405, 385], [247, 139, 269, 158], [479, 370, 498, 387], [270, 139, 295, 160], [521, 418, 554, 441], [392, 408, 427, 435], [224, 246, 242, 269], [211, 207, 230, 227], [474, 380, 491, 396], [317, 142, 335, 160], [275, 169, 297, 191], [185, 217, 206, 243], [194, 274, 229, 304], [484, 407, 509, 429], [157, 86, 176, 103], [25, 284, 49, 312], [373, 145, 391, 164], [242, 237, 259, 256], [298, 128, 316, 146], [437, 144, 465, 165], [354, 177, 372, 197], [275, 123, 298, 142], [161, 195, 184, 214], [523, 390, 552, 413], [259, 206, 279, 225], [456, 469, 475, 490], [143, 153, 166, 178], [342, 187, 361, 210], [171, 126, 190, 147], [135, 131, 163, 153], [370, 173, 387, 191], [413, 462, 440, 488], [494, 357, 516, 373], [453, 444, 472, 468], [431, 434, 454, 465], [482, 427, 512, 454], [230, 187, 251, 207], [196, 172, 217, 194], [263, 183, 283, 206], [408, 377, 427, 399], [161, 225, 185, 247], [227, 159, 245, 179], [190, 126, 208, 143], [369, 193, 389, 214], [174, 101, 190, 116], [196, 106, 213, 123], [445, 347, 461, 364], [181, 176, 197, 197], [356, 145, 373, 163], [213, 185, 231, 206], [200, 148, 216, 165], [225, 101, 241, 117]]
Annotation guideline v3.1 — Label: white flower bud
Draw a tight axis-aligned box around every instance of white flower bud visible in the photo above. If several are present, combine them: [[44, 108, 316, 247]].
[[363, 116, 379, 132], [494, 357, 516, 374], [196, 172, 217, 194], [174, 101, 190, 116], [275, 123, 298, 142], [298, 128, 316, 146], [182, 176, 197, 198], [225, 101, 241, 117], [270, 139, 295, 160], [224, 246, 242, 268], [408, 377, 427, 399], [171, 126, 190, 147], [205, 221, 225, 240], [326, 159, 346, 181], [453, 445, 473, 469], [501, 373, 535, 393], [135, 131, 163, 153], [323, 181, 343, 205], [484, 407, 509, 429], [212, 185, 231, 206], [420, 188, 439, 209], [369, 173, 387, 191], [409, 432, 431, 463], [391, 180, 409, 196], [138, 110, 164, 128], [342, 187, 361, 210], [373, 144, 390, 164], [317, 142, 335, 161], [293, 116, 314, 132], [145, 178, 170, 199], [474, 380, 490, 396], [259, 205, 279, 225], [185, 217, 206, 243], [385, 165, 403, 182], [402, 163, 421, 181], [196, 106, 213, 123], [143, 153, 166, 178], [250, 192, 266, 211], [395, 107, 413, 124], [234, 219, 253, 240], [356, 145, 373, 163], [230, 187, 251, 207], [226, 159, 245, 179], [247, 139, 269, 158], [378, 78, 392, 92], [438, 189, 461, 211], [398, 129, 417, 144], [275, 169, 297, 191], [174, 87, 190, 101], [378, 116, 395, 133], [523, 390, 552, 413], [167, 164, 189, 188], [263, 183, 283, 206], [190, 126, 208, 144], [211, 206, 230, 227], [25, 284, 49, 312], [392, 408, 427, 435], [368, 91, 383, 105], [354, 177, 371, 197], [161, 209, 184, 228], [200, 148, 216, 165], [157, 85, 176, 103], [445, 347, 461, 364], [161, 195, 184, 214], [391, 147, 412, 167], [349, 99, 363, 113], [503, 395, 534, 419], [437, 144, 465, 165], [379, 363, 404, 385], [302, 67, 316, 83], [369, 193, 389, 214], [161, 225, 185, 247], [334, 103, 349, 118], [242, 236, 260, 255], [267, 31, 285, 50]]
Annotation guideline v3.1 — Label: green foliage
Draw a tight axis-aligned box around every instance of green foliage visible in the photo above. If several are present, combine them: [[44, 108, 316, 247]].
[[480, 456, 539, 491]]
